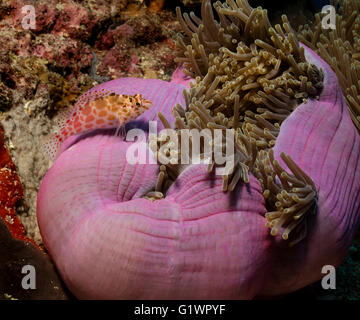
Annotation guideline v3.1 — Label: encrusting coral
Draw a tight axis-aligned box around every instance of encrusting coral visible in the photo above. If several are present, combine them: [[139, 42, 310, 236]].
[[298, 0, 360, 132], [155, 0, 322, 245], [0, 125, 68, 300]]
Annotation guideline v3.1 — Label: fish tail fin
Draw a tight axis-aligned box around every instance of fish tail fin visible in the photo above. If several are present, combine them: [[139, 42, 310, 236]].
[[42, 132, 62, 161], [55, 107, 73, 130]]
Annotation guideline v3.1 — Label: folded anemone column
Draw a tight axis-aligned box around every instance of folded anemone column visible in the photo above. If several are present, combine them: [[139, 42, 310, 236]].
[[258, 45, 360, 296]]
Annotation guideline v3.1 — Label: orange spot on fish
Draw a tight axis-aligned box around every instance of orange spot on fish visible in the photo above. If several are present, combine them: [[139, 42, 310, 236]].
[[110, 94, 118, 101], [85, 115, 95, 122], [98, 110, 108, 117], [95, 98, 107, 109], [82, 105, 92, 116], [74, 122, 82, 129]]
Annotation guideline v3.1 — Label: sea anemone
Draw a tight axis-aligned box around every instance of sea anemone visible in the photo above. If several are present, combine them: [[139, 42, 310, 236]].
[[37, 0, 360, 299]]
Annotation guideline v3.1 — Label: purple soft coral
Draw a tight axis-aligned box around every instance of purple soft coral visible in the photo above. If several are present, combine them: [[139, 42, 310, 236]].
[[37, 45, 360, 299]]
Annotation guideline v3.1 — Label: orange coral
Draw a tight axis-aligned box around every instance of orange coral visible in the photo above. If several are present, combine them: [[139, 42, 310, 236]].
[[148, 0, 166, 12]]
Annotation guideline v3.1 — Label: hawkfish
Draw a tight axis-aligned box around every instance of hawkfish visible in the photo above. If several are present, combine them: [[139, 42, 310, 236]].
[[44, 92, 152, 160]]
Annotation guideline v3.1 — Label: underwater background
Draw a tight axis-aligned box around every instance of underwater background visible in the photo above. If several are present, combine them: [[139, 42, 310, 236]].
[[0, 0, 359, 300]]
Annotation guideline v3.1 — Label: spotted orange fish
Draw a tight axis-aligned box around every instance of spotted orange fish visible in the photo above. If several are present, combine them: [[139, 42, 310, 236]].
[[44, 92, 152, 160]]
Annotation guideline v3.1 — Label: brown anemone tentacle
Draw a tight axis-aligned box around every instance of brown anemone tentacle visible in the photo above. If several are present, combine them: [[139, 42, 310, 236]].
[[150, 0, 324, 246], [255, 150, 317, 247], [298, 0, 360, 131]]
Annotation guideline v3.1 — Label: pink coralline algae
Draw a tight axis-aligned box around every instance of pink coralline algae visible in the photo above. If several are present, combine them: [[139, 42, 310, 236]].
[[95, 10, 177, 79], [32, 34, 93, 76], [37, 46, 360, 299], [0, 0, 180, 111], [0, 1, 96, 109], [2, 0, 102, 40]]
